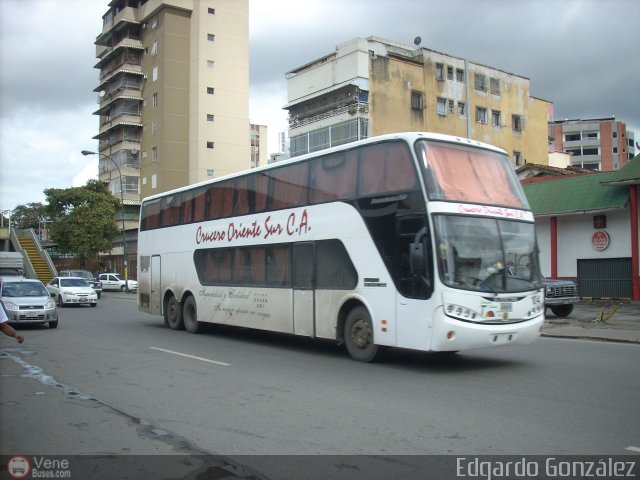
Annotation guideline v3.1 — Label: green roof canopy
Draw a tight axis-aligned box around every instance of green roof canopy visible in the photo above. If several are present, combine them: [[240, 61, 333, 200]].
[[523, 173, 629, 216]]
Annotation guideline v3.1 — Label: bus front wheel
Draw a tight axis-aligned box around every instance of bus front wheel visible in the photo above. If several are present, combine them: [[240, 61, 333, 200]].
[[344, 306, 380, 362], [164, 295, 184, 330], [183, 296, 204, 334]]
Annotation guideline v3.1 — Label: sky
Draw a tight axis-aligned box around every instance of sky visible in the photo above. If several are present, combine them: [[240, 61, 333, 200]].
[[1, 0, 638, 213]]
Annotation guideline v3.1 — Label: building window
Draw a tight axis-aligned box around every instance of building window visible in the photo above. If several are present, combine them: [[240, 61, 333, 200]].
[[152, 66, 158, 82], [474, 73, 487, 92], [152, 147, 158, 163], [151, 119, 158, 134], [207, 34, 215, 41], [151, 41, 158, 56], [490, 77, 500, 96], [613, 147, 618, 154], [435, 63, 444, 80], [207, 60, 215, 68], [151, 173, 157, 189], [152, 92, 158, 108], [514, 151, 523, 166], [458, 101, 466, 116], [512, 114, 523, 132], [447, 65, 453, 80], [436, 98, 447, 116], [613, 132, 618, 138], [208, 8, 215, 14], [207, 141, 215, 149], [456, 68, 464, 83], [151, 16, 158, 29], [448, 99, 455, 114], [207, 87, 215, 94], [491, 110, 501, 127], [583, 132, 598, 139], [476, 107, 487, 124], [565, 133, 581, 141], [411, 92, 423, 110], [583, 147, 599, 156], [207, 114, 214, 122]]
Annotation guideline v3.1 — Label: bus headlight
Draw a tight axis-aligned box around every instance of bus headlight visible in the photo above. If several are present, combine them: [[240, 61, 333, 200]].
[[445, 303, 480, 321]]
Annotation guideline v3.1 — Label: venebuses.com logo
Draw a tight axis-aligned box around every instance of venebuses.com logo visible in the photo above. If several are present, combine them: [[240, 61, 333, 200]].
[[7, 456, 30, 479], [6, 456, 71, 478]]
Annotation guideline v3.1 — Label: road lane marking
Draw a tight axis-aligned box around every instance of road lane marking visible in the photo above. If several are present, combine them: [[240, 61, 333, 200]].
[[626, 446, 640, 453], [149, 347, 230, 366]]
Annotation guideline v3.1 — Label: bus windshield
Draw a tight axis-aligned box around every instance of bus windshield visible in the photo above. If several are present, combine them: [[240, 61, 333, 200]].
[[434, 215, 542, 293], [416, 140, 529, 208]]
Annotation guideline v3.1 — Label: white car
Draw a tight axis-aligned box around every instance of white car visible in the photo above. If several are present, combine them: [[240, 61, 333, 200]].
[[99, 273, 138, 292], [47, 276, 98, 307], [0, 276, 58, 328]]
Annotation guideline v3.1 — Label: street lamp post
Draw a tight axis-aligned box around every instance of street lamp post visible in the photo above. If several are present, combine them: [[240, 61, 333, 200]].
[[81, 150, 129, 292]]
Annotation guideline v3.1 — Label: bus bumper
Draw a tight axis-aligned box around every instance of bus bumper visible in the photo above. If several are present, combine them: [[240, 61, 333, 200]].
[[430, 311, 544, 352]]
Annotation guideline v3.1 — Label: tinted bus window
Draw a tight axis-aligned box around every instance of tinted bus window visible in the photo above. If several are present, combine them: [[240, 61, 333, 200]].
[[266, 245, 289, 286], [316, 239, 358, 289], [161, 194, 181, 227], [310, 151, 358, 204], [142, 199, 161, 230], [359, 142, 417, 196], [207, 182, 234, 220], [269, 163, 310, 210]]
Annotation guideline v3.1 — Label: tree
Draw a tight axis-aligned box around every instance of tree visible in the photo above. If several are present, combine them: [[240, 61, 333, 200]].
[[10, 203, 47, 231], [44, 180, 121, 268]]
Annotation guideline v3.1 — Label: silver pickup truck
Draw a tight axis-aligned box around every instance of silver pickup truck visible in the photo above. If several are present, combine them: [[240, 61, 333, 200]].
[[544, 278, 580, 317]]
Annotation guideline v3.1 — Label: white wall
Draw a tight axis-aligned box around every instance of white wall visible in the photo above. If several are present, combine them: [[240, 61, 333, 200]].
[[535, 209, 631, 278]]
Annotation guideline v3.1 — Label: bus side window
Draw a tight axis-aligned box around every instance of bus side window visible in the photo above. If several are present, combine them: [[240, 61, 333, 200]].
[[207, 182, 234, 220], [359, 142, 416, 196], [266, 245, 290, 286], [142, 199, 161, 230], [234, 176, 251, 216], [269, 163, 310, 210], [161, 194, 181, 227], [310, 152, 357, 204], [192, 187, 207, 222], [254, 173, 269, 213]]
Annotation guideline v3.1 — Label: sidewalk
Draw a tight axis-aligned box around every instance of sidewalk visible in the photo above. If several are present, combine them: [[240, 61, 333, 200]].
[[542, 300, 640, 344]]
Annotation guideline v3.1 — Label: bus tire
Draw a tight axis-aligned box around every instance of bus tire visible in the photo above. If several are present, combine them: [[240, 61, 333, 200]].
[[344, 306, 380, 362], [164, 295, 184, 330], [183, 296, 203, 334]]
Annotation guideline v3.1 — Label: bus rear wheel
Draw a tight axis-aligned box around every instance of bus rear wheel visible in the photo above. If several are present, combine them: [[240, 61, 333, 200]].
[[183, 296, 204, 334], [164, 295, 184, 330], [344, 306, 380, 362]]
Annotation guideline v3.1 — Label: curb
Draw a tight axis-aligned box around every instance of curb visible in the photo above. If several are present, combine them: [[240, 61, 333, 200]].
[[541, 332, 640, 344]]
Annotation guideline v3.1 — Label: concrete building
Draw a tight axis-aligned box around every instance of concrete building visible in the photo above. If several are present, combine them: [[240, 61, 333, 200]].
[[250, 123, 268, 168], [549, 117, 636, 171], [91, 0, 249, 273], [285, 36, 552, 166]]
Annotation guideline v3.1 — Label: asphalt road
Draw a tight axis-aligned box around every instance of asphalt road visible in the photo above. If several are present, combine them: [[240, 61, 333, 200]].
[[1, 293, 639, 478]]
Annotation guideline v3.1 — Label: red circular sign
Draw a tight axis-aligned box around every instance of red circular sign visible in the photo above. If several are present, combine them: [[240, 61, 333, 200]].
[[592, 230, 610, 251]]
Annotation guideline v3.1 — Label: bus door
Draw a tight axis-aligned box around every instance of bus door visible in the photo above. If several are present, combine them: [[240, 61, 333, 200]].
[[150, 255, 162, 315], [292, 243, 315, 336]]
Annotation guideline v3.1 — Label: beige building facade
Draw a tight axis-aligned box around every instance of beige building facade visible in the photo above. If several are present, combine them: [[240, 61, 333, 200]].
[[91, 0, 249, 271], [93, 0, 249, 205], [286, 37, 552, 166]]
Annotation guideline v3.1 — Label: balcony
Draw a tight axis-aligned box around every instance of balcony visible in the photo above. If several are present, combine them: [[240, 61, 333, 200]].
[[96, 7, 140, 45]]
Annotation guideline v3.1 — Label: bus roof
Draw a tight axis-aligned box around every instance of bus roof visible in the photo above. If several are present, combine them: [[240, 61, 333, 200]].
[[140, 132, 507, 204]]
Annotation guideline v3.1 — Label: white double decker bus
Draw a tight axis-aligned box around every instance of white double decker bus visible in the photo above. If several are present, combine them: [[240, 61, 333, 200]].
[[138, 132, 544, 361]]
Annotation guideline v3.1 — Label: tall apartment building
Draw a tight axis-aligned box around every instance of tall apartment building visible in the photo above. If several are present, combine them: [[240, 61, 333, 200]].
[[285, 37, 551, 166], [250, 123, 268, 168], [549, 117, 636, 171], [91, 0, 249, 270], [92, 0, 250, 213]]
